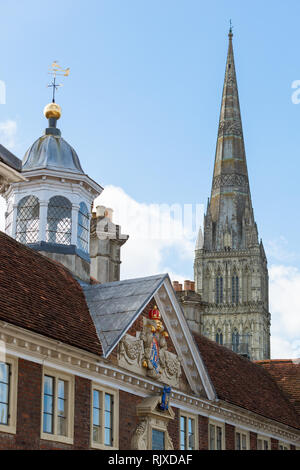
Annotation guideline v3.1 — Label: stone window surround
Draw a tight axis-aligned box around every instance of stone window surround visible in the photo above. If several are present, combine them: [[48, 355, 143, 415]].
[[179, 410, 199, 450], [0, 355, 18, 435], [209, 418, 226, 450], [90, 383, 119, 450], [235, 427, 250, 450], [257, 434, 271, 450], [40, 366, 74, 445]]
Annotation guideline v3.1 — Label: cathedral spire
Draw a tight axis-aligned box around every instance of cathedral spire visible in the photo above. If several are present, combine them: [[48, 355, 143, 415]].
[[205, 30, 257, 251]]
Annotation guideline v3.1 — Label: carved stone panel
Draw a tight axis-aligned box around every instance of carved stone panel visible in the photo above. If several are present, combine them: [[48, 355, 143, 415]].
[[118, 306, 182, 387]]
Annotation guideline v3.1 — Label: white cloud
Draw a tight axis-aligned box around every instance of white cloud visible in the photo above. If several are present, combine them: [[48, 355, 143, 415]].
[[269, 264, 300, 358], [0, 120, 17, 150], [94, 185, 198, 281]]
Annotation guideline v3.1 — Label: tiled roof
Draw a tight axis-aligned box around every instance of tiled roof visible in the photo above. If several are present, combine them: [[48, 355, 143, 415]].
[[0, 231, 102, 356], [256, 359, 300, 416], [193, 333, 300, 430]]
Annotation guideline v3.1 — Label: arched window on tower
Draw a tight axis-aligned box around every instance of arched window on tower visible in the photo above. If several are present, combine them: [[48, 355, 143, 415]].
[[46, 196, 72, 245], [215, 275, 223, 304], [77, 202, 89, 253], [16, 195, 40, 244], [232, 275, 239, 304], [232, 329, 239, 353], [216, 329, 223, 345]]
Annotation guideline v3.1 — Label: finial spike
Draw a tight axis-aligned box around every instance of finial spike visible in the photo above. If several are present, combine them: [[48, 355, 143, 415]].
[[229, 19, 233, 38]]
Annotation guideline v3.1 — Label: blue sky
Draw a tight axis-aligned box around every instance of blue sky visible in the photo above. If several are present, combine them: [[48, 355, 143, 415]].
[[0, 0, 299, 358]]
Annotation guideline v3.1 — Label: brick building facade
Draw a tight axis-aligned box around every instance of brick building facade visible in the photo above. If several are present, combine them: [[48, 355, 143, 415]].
[[0, 30, 299, 451]]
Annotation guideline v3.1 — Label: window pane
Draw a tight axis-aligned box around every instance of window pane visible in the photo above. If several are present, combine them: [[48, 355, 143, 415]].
[[188, 418, 195, 450], [58, 380, 65, 399], [236, 432, 241, 450], [57, 398, 65, 416], [257, 439, 262, 450], [43, 394, 53, 414], [242, 434, 247, 450], [180, 415, 186, 433], [264, 440, 268, 450], [105, 427, 112, 446], [93, 390, 102, 443], [0, 383, 8, 404], [0, 363, 9, 383], [152, 429, 165, 450], [57, 416, 66, 436], [216, 426, 222, 450], [93, 425, 101, 443], [93, 390, 100, 409], [43, 376, 54, 434], [0, 403, 8, 425], [43, 412, 53, 434], [105, 393, 112, 412], [180, 416, 186, 450], [44, 376, 53, 396], [93, 408, 100, 427], [209, 424, 215, 450]]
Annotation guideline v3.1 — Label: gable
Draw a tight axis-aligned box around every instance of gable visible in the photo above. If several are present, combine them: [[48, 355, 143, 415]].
[[83, 274, 216, 399]]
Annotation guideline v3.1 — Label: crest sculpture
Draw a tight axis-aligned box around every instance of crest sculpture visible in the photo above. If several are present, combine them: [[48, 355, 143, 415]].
[[118, 305, 181, 387]]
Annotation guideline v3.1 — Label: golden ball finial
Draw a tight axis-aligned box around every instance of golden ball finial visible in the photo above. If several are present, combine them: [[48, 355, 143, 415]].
[[44, 102, 62, 120]]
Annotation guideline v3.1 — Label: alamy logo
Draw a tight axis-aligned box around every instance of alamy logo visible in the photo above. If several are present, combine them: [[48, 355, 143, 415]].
[[0, 81, 6, 104], [291, 80, 300, 104]]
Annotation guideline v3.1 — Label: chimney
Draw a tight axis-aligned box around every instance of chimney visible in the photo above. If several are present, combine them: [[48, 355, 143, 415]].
[[184, 280, 195, 291], [90, 205, 129, 283], [173, 281, 183, 292]]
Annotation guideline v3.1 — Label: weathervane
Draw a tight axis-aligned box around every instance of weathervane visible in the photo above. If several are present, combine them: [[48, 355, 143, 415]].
[[47, 61, 70, 103], [229, 19, 233, 35]]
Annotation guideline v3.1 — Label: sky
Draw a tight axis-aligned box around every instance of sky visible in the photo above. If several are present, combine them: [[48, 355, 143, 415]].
[[0, 0, 299, 358]]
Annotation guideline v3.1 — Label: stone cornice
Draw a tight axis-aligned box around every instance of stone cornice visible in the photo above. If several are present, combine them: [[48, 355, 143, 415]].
[[0, 321, 299, 446]]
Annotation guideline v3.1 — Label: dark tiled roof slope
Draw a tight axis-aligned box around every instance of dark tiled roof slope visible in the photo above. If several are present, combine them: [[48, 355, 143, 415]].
[[256, 360, 300, 417], [193, 333, 300, 430], [0, 231, 102, 356]]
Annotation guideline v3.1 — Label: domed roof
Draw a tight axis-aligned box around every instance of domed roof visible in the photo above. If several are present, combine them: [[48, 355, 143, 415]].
[[22, 130, 84, 174]]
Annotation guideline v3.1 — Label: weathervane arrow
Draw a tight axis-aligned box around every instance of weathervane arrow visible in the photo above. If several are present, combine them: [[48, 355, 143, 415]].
[[47, 61, 70, 103]]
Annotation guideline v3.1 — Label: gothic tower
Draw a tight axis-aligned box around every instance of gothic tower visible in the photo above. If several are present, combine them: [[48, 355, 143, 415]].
[[194, 29, 270, 360]]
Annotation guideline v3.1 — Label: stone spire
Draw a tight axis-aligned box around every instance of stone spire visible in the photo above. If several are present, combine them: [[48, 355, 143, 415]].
[[204, 29, 258, 251]]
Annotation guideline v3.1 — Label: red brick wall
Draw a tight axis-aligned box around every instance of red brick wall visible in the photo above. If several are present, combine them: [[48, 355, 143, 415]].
[[250, 431, 257, 450], [119, 390, 143, 450], [74, 376, 91, 449], [167, 406, 179, 449], [16, 359, 42, 449], [225, 423, 235, 450], [198, 415, 208, 449], [0, 358, 93, 450]]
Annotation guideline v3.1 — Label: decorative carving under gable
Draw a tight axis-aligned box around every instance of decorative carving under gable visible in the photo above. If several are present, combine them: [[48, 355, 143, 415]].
[[0, 176, 9, 195], [118, 306, 182, 388], [131, 395, 175, 450]]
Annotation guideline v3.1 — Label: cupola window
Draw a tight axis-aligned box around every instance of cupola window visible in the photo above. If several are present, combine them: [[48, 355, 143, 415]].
[[16, 195, 40, 244], [77, 202, 89, 253], [46, 196, 72, 245]]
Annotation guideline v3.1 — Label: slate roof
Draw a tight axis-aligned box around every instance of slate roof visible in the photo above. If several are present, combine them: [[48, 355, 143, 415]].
[[0, 231, 102, 356], [193, 333, 300, 430], [256, 359, 300, 417], [0, 144, 22, 172], [81, 274, 167, 356]]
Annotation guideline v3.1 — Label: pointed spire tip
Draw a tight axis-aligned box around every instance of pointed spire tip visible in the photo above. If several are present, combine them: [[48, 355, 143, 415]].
[[229, 19, 233, 39]]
